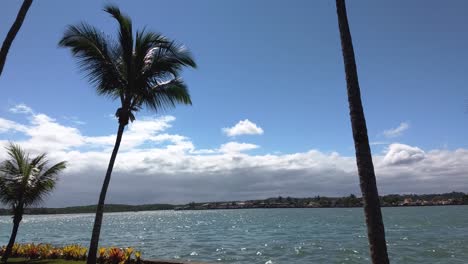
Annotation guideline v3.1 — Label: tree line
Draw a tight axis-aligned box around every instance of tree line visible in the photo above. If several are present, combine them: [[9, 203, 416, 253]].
[[1, 192, 466, 216]]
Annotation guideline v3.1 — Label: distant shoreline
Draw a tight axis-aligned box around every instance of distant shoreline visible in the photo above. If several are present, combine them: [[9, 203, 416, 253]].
[[1, 192, 466, 216], [0, 204, 467, 217]]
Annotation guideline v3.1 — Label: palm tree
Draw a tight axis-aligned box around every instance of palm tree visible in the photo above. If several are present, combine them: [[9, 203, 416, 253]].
[[335, 1, 390, 263], [0, 0, 33, 77], [58, 5, 196, 264], [0, 143, 67, 263]]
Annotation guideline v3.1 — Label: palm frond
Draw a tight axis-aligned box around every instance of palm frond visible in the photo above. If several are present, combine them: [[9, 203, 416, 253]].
[[23, 177, 55, 206], [6, 143, 26, 174], [0, 173, 16, 206], [30, 153, 48, 172], [163, 41, 197, 68], [60, 4, 196, 124], [142, 40, 196, 78], [0, 143, 67, 208], [0, 160, 20, 176], [134, 30, 170, 78], [25, 161, 67, 206], [39, 161, 67, 179], [59, 23, 125, 100], [134, 78, 192, 111], [103, 5, 133, 89], [133, 37, 196, 114]]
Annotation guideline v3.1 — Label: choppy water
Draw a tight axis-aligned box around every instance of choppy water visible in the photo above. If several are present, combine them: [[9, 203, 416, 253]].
[[1, 206, 467, 263]]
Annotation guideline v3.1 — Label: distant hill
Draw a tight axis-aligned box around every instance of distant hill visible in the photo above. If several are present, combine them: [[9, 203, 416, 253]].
[[0, 204, 175, 215]]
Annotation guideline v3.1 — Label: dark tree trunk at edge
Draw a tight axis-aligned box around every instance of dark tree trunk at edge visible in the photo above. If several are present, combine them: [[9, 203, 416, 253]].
[[335, 0, 390, 263], [87, 123, 125, 264], [0, 0, 33, 77], [2, 213, 22, 263]]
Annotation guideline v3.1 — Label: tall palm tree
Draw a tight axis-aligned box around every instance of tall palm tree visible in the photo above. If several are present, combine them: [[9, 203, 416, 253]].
[[0, 143, 67, 263], [0, 0, 33, 77], [335, 0, 390, 263], [59, 5, 196, 264]]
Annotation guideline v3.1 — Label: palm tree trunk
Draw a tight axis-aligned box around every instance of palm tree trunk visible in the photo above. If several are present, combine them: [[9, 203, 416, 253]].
[[87, 123, 125, 264], [0, 0, 33, 77], [1, 212, 22, 263], [335, 0, 390, 263]]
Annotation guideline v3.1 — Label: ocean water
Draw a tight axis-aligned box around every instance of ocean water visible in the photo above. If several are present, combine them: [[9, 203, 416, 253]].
[[1, 206, 467, 263]]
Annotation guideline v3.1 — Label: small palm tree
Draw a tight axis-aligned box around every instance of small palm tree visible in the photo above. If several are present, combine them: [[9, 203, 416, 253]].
[[335, 0, 389, 263], [0, 143, 67, 263], [58, 5, 196, 264], [0, 0, 33, 77]]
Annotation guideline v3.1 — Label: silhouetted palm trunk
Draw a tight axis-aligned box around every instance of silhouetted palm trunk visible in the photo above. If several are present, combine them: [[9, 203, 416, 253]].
[[335, 0, 390, 263], [2, 212, 22, 263], [0, 0, 33, 77], [87, 123, 125, 264]]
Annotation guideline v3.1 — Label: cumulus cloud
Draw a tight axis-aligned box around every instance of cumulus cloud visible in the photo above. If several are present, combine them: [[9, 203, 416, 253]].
[[383, 122, 409, 138], [223, 119, 264, 137], [382, 143, 425, 165], [0, 118, 27, 133], [0, 105, 467, 207]]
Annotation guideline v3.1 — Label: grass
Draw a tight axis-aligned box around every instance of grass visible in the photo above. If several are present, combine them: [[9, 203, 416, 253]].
[[6, 258, 85, 264]]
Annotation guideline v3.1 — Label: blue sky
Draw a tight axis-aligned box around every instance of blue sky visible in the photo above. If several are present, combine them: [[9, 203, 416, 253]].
[[0, 1, 467, 205]]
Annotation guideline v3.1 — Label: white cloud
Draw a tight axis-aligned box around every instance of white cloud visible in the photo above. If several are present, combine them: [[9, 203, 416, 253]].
[[9, 104, 34, 114], [223, 119, 264, 137], [25, 114, 85, 152], [382, 143, 425, 165], [0, 105, 467, 207], [219, 141, 259, 153], [0, 118, 27, 133], [383, 122, 409, 138]]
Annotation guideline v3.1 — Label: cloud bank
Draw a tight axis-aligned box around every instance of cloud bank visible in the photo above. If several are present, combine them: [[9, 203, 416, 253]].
[[0, 105, 466, 207]]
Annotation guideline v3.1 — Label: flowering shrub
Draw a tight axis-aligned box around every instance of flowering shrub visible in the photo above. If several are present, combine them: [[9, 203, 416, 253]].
[[48, 248, 62, 259], [23, 243, 41, 259], [134, 252, 142, 264], [98, 247, 107, 263], [99, 247, 141, 264], [62, 244, 87, 260], [108, 248, 125, 264], [12, 243, 22, 257], [38, 244, 53, 259], [0, 243, 142, 263]]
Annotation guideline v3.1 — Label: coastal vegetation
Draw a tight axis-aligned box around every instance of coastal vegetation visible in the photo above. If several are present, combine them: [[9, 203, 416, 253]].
[[0, 192, 465, 215], [0, 204, 174, 215], [58, 5, 196, 264], [0, 244, 141, 264], [335, 1, 389, 263], [182, 192, 468, 210], [0, 144, 67, 263]]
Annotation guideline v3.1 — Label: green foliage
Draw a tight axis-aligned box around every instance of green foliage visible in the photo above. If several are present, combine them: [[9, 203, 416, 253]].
[[0, 143, 67, 211], [0, 244, 142, 264], [58, 5, 196, 126]]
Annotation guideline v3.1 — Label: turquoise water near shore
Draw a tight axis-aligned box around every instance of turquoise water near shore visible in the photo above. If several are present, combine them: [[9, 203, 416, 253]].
[[1, 206, 467, 263]]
